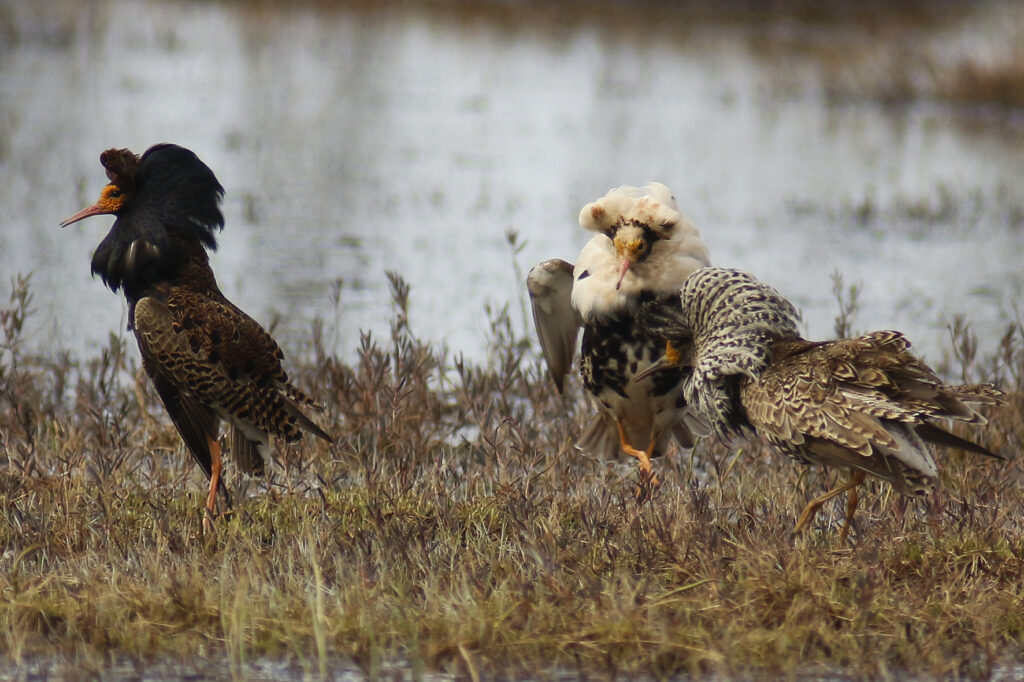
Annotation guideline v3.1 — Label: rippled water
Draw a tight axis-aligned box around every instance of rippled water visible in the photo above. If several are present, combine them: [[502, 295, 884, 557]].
[[2, 0, 1023, 367]]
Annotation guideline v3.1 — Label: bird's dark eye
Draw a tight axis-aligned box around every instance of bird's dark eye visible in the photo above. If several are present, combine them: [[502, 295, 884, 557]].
[[109, 188, 122, 198]]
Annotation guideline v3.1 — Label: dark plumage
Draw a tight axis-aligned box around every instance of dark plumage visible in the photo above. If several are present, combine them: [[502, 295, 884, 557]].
[[82, 145, 224, 320], [62, 143, 332, 531], [637, 267, 1004, 538]]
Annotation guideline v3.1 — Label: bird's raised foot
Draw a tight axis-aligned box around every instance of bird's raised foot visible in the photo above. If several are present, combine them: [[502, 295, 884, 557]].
[[616, 425, 661, 502], [793, 471, 866, 541], [634, 466, 661, 503]]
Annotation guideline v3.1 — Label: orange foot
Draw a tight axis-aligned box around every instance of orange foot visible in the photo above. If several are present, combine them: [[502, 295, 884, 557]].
[[794, 470, 866, 541], [203, 436, 223, 535], [617, 422, 660, 500]]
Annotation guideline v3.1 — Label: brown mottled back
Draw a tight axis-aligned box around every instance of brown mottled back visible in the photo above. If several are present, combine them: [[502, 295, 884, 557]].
[[640, 267, 1004, 499], [134, 235, 331, 478], [742, 331, 1002, 493]]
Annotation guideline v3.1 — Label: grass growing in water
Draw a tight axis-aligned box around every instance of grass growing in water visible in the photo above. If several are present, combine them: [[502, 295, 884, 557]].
[[1, 271, 1023, 680]]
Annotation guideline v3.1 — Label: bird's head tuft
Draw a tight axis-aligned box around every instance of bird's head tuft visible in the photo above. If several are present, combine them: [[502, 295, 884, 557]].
[[100, 147, 142, 192], [578, 182, 683, 240]]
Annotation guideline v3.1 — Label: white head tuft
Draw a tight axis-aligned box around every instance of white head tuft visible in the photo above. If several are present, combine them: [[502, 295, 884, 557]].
[[578, 183, 683, 240]]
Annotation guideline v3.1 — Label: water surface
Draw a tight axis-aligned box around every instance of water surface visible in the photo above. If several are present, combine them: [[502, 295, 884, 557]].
[[2, 0, 1022, 367]]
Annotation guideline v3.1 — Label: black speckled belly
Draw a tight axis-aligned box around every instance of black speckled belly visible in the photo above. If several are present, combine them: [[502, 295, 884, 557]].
[[581, 313, 685, 402]]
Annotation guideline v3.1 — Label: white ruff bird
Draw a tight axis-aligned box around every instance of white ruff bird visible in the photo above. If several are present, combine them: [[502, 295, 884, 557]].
[[527, 183, 711, 482], [636, 267, 1004, 538]]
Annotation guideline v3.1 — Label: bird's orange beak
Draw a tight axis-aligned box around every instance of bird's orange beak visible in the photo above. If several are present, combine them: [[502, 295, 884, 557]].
[[614, 234, 645, 290], [615, 258, 632, 290], [60, 201, 111, 227], [61, 184, 125, 227]]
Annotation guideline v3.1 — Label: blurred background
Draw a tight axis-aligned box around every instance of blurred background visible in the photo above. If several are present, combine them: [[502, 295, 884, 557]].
[[2, 0, 1022, 366]]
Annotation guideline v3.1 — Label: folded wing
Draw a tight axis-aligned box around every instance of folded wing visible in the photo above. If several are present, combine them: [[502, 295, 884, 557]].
[[527, 259, 579, 393]]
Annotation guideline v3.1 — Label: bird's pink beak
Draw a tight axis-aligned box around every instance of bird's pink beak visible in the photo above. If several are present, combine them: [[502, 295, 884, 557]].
[[615, 259, 632, 290], [60, 201, 111, 228]]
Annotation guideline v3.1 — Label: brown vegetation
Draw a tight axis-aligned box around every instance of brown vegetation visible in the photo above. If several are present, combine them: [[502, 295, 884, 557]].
[[1, 270, 1023, 679]]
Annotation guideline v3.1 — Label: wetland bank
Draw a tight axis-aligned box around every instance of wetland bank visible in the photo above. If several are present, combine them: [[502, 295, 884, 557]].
[[2, 264, 1024, 680], [2, 0, 1024, 679]]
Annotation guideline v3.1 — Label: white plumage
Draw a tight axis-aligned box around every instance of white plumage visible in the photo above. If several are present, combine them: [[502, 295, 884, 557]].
[[528, 183, 711, 477], [571, 184, 710, 325]]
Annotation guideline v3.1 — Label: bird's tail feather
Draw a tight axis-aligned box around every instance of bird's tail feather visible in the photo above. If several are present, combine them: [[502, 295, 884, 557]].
[[230, 425, 266, 476], [916, 422, 1004, 460]]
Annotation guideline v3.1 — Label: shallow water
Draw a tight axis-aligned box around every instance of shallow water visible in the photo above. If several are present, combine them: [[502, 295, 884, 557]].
[[3, 654, 1022, 681], [1, 0, 1023, 368]]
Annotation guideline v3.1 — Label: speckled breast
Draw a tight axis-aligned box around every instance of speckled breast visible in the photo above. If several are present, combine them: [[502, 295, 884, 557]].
[[581, 315, 686, 406]]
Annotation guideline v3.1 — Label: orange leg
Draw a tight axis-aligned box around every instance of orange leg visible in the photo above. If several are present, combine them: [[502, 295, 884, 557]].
[[839, 471, 866, 542], [616, 421, 660, 495], [203, 436, 223, 535], [794, 470, 865, 539]]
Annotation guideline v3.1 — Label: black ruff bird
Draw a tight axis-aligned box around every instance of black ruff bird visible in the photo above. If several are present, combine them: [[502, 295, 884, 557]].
[[636, 266, 1004, 538], [527, 183, 711, 485], [62, 144, 332, 530]]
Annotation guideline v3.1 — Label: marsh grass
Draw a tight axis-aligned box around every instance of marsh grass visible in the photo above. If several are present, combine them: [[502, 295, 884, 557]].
[[1, 270, 1023, 680]]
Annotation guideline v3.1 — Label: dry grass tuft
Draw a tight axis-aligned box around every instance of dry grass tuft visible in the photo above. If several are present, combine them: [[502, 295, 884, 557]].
[[2, 270, 1023, 679], [741, 2, 1024, 115]]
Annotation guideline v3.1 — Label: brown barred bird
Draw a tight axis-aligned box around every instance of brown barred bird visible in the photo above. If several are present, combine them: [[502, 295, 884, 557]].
[[635, 267, 1004, 539], [527, 184, 711, 486], [62, 144, 332, 531]]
